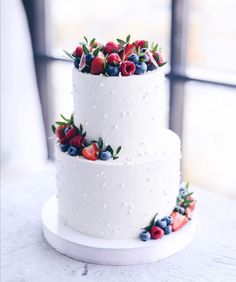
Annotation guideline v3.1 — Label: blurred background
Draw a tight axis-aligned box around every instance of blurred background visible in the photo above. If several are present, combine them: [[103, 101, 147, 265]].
[[1, 0, 236, 197]]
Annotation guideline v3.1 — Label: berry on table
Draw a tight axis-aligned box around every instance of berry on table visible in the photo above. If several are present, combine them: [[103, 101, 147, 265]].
[[104, 41, 119, 54], [128, 54, 139, 64], [85, 53, 94, 65], [163, 225, 172, 235], [82, 143, 99, 161], [68, 146, 80, 156], [74, 45, 83, 57], [155, 219, 167, 230], [170, 211, 189, 232], [106, 65, 119, 76], [107, 53, 121, 66], [163, 216, 174, 225], [135, 62, 147, 75], [140, 230, 151, 241], [90, 56, 105, 75], [60, 143, 70, 152], [150, 226, 164, 239], [100, 151, 112, 161], [120, 61, 136, 76]]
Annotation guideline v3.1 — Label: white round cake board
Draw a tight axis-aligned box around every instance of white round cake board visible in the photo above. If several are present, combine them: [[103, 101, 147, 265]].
[[42, 196, 196, 265]]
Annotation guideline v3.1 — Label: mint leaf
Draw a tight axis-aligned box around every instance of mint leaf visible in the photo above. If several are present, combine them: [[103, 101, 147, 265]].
[[60, 114, 70, 122], [84, 36, 88, 43], [144, 40, 149, 48], [116, 146, 122, 155], [117, 38, 126, 45], [113, 156, 119, 160], [82, 44, 89, 55], [98, 137, 103, 150], [90, 38, 96, 46], [63, 49, 74, 60], [158, 62, 167, 67], [151, 43, 158, 54], [126, 34, 131, 43], [93, 46, 101, 56], [55, 121, 67, 125], [51, 124, 56, 134]]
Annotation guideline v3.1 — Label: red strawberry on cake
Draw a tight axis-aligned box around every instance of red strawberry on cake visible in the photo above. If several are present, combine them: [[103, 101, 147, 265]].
[[82, 143, 99, 161]]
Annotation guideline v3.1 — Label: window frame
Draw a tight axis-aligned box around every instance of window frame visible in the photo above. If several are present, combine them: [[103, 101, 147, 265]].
[[22, 0, 236, 159]]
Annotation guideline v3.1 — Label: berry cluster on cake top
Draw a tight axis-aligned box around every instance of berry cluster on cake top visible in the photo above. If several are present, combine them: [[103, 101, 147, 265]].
[[52, 114, 121, 161], [64, 35, 166, 76], [140, 183, 196, 241]]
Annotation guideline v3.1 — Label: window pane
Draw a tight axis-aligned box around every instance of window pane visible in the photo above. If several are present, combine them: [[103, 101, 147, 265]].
[[187, 0, 236, 78], [182, 82, 236, 197], [46, 0, 171, 61]]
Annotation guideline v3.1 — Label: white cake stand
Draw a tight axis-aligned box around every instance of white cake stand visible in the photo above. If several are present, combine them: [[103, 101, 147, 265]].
[[42, 196, 196, 265]]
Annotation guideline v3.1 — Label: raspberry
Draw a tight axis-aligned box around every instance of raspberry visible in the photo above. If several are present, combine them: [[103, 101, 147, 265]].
[[120, 61, 136, 76]]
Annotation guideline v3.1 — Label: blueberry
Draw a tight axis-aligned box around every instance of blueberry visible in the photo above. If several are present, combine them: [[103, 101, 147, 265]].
[[60, 143, 69, 152], [128, 54, 139, 64], [140, 230, 151, 241], [140, 48, 148, 53], [179, 187, 186, 193], [163, 225, 172, 235], [73, 57, 81, 69], [100, 151, 112, 161], [135, 62, 147, 75], [68, 146, 79, 156], [106, 65, 119, 76], [139, 53, 149, 63], [179, 207, 185, 215], [81, 65, 90, 73], [155, 219, 167, 230], [85, 53, 94, 65], [147, 63, 157, 71], [163, 216, 174, 225], [64, 126, 71, 135]]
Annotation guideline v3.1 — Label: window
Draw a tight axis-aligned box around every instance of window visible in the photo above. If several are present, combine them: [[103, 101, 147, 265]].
[[22, 0, 236, 196]]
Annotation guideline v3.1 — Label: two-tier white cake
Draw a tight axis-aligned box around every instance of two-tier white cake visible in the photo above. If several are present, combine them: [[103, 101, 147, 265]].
[[42, 37, 196, 264]]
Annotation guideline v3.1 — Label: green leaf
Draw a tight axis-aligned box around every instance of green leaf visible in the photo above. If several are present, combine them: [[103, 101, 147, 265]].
[[113, 156, 119, 160], [82, 132, 87, 137], [116, 38, 126, 45], [185, 182, 190, 190], [55, 121, 67, 125], [82, 44, 89, 55], [60, 114, 70, 122], [158, 62, 167, 67], [90, 38, 96, 46], [106, 145, 113, 155], [98, 137, 103, 150], [137, 46, 141, 56], [79, 124, 83, 134], [63, 49, 74, 60], [69, 113, 74, 125], [116, 146, 122, 155], [151, 43, 158, 54], [93, 46, 101, 56], [144, 40, 149, 48], [149, 212, 158, 227], [84, 36, 88, 43], [126, 34, 131, 43], [51, 124, 56, 134]]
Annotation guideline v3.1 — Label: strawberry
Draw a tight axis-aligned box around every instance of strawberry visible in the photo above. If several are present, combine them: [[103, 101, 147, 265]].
[[135, 40, 147, 49], [56, 125, 66, 140], [107, 53, 121, 66], [150, 226, 164, 239], [185, 208, 193, 220], [189, 199, 196, 211], [74, 45, 83, 57], [82, 143, 99, 161], [90, 56, 105, 75], [69, 135, 84, 148], [170, 211, 189, 232], [120, 43, 136, 60], [104, 41, 119, 54], [65, 127, 78, 140], [153, 52, 166, 67]]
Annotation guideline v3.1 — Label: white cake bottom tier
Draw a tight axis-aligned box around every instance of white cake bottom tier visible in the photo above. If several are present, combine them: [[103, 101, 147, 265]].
[[56, 130, 181, 240]]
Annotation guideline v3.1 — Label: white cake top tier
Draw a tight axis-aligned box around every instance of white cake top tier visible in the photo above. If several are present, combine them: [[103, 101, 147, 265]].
[[72, 68, 167, 159]]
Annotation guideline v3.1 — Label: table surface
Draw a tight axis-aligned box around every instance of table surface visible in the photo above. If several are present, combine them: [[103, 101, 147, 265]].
[[2, 163, 236, 282]]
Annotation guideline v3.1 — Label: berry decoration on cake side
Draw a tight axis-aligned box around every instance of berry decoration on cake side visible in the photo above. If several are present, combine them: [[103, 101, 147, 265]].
[[51, 114, 122, 161]]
